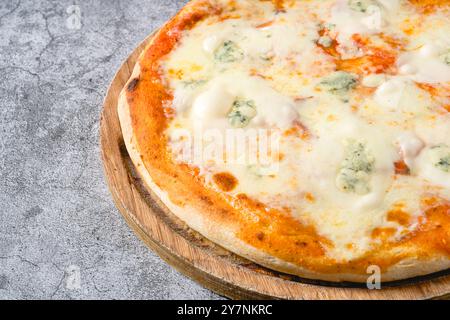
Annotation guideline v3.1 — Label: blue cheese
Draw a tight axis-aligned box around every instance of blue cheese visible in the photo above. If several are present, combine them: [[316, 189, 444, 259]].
[[348, 0, 377, 13], [318, 71, 358, 97], [414, 145, 450, 189], [228, 100, 257, 128], [430, 145, 450, 173], [214, 40, 244, 63], [336, 139, 375, 195]]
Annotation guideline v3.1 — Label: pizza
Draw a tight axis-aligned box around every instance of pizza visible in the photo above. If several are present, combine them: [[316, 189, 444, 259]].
[[118, 0, 450, 282]]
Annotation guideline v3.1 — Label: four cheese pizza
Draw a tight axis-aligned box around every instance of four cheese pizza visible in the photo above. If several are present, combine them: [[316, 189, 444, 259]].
[[118, 0, 450, 282]]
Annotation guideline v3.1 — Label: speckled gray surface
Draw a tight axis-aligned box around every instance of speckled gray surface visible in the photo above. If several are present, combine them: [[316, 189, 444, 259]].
[[0, 0, 221, 300]]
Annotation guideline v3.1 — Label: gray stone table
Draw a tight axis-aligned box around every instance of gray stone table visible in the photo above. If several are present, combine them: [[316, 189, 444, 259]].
[[0, 0, 221, 299]]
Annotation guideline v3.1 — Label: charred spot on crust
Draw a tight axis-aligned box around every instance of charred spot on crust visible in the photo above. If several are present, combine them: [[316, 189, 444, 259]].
[[200, 195, 213, 206], [256, 232, 265, 241], [212, 172, 238, 192], [127, 78, 139, 92], [295, 241, 308, 247]]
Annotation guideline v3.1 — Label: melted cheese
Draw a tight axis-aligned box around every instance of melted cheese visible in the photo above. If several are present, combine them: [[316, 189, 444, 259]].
[[395, 132, 425, 168], [414, 146, 450, 189], [331, 0, 386, 39], [398, 44, 450, 83], [161, 0, 450, 261], [188, 72, 299, 129]]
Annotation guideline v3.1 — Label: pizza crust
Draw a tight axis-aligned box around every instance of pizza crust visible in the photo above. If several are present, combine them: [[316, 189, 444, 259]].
[[118, 61, 450, 283], [117, 0, 450, 283]]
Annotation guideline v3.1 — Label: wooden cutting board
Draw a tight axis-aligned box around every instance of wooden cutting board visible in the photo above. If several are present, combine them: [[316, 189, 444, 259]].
[[100, 32, 450, 300]]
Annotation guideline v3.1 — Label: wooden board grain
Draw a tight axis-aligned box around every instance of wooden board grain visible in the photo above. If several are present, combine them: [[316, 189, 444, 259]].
[[100, 33, 450, 300]]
